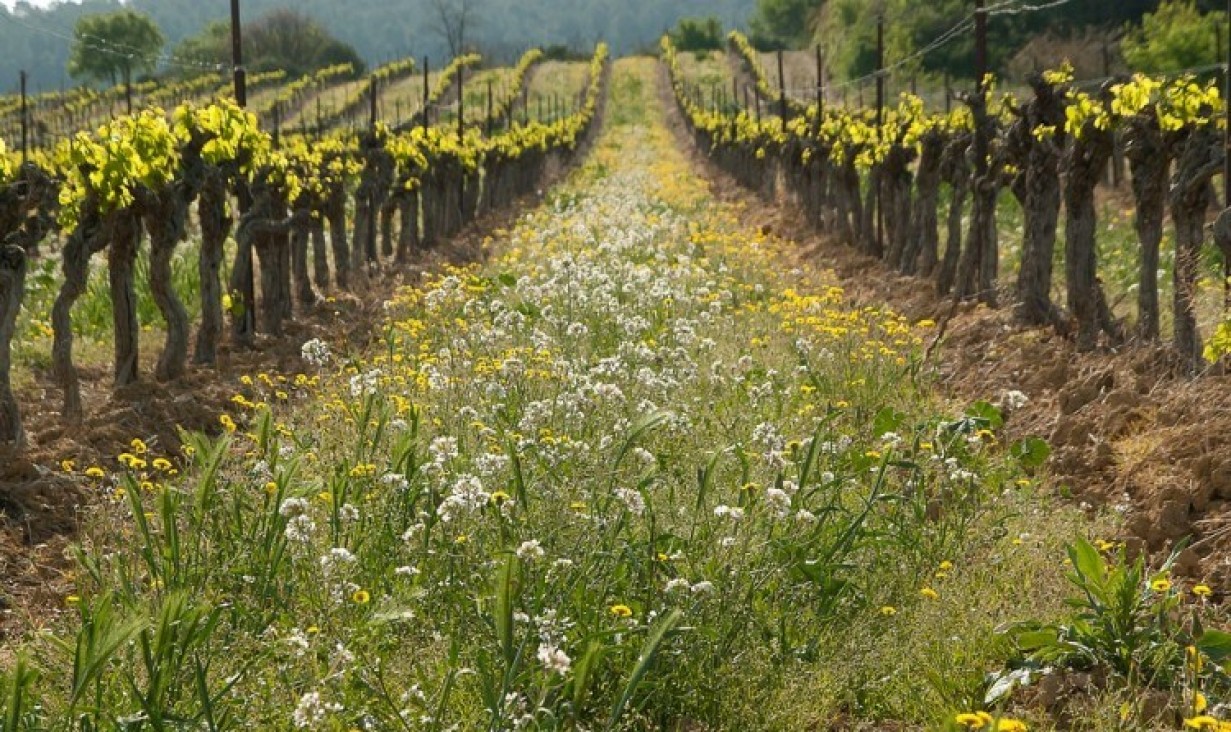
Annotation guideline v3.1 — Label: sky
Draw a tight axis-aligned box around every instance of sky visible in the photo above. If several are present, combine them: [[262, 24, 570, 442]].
[[2, 0, 68, 9]]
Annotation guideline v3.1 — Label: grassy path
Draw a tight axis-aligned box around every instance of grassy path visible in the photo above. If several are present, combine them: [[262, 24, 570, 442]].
[[7, 59, 1105, 730]]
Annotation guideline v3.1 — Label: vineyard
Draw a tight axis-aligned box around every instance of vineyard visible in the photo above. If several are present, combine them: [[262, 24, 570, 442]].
[[3, 10, 1231, 731]]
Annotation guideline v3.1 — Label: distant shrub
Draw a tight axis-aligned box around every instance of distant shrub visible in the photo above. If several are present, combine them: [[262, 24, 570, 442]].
[[670, 17, 723, 53]]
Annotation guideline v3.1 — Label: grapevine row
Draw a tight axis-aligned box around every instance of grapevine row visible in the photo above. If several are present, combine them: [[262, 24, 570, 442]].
[[665, 35, 1229, 370], [0, 44, 609, 448], [309, 57, 419, 132], [727, 30, 808, 117], [485, 48, 546, 127]]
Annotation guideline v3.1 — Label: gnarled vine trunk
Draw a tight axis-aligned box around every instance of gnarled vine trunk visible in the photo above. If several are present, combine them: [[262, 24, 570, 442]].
[[195, 168, 231, 365], [902, 131, 943, 276], [956, 93, 1000, 306], [881, 143, 915, 269], [291, 198, 317, 307], [937, 136, 971, 297], [1170, 123, 1223, 370], [396, 189, 419, 263], [311, 218, 330, 292], [1123, 115, 1170, 342], [326, 185, 349, 290], [0, 244, 26, 446], [53, 201, 107, 422], [109, 209, 142, 387], [140, 182, 194, 381], [1064, 122, 1119, 350]]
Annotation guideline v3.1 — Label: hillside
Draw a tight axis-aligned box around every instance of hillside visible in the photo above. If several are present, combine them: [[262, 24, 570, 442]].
[[0, 0, 756, 90]]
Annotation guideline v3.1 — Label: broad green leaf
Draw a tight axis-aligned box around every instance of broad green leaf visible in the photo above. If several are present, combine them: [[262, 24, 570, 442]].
[[965, 400, 1004, 429], [1009, 436, 1052, 469], [1196, 630, 1231, 662]]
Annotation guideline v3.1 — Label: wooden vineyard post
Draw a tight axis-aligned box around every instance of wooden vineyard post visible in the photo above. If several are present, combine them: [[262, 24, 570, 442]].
[[816, 45, 824, 121], [231, 0, 256, 340], [1102, 38, 1123, 189], [370, 75, 379, 131], [423, 56, 430, 130], [457, 63, 465, 142], [19, 71, 27, 165], [487, 79, 494, 135], [777, 49, 787, 131], [874, 12, 885, 258], [971, 0, 997, 306], [230, 0, 247, 106], [1224, 0, 1231, 308]]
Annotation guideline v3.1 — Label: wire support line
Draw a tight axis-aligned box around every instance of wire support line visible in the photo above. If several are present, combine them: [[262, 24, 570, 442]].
[[987, 0, 1078, 16], [0, 11, 224, 73]]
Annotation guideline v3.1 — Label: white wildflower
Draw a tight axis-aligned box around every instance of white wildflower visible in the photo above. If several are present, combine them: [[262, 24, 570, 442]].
[[348, 369, 381, 398], [999, 389, 1030, 411], [279, 497, 311, 518], [292, 691, 341, 729], [300, 338, 332, 367], [765, 488, 792, 519], [665, 578, 691, 593], [516, 540, 545, 561], [615, 488, 645, 516], [536, 644, 572, 675]]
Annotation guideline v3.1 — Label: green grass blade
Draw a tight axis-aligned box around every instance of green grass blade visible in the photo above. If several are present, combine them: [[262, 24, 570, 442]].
[[605, 608, 683, 731]]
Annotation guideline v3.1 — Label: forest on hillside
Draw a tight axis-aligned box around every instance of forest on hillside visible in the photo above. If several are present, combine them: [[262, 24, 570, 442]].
[[0, 0, 756, 90], [2, 0, 1228, 95]]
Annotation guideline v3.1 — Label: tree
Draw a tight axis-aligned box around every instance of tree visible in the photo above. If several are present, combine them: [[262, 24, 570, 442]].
[[245, 9, 364, 76], [172, 20, 230, 70], [1121, 0, 1227, 74], [749, 0, 818, 50], [430, 0, 480, 58], [68, 10, 165, 86], [172, 10, 365, 79], [670, 17, 724, 52]]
